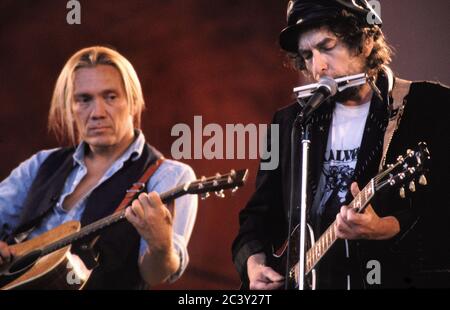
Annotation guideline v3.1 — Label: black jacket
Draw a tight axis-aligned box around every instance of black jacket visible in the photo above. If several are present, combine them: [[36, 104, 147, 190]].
[[232, 74, 450, 289]]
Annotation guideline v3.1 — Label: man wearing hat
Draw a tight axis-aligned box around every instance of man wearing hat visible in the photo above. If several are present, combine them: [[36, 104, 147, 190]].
[[232, 0, 449, 289]]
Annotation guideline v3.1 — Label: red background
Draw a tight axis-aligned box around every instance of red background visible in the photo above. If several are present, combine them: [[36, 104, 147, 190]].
[[0, 0, 448, 289]]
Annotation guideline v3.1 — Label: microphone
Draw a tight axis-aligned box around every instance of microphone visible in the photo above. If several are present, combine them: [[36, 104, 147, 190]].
[[298, 76, 337, 122], [294, 73, 366, 99]]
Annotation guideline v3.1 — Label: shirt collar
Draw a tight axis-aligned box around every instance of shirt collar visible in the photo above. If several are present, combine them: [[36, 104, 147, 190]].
[[72, 129, 146, 167]]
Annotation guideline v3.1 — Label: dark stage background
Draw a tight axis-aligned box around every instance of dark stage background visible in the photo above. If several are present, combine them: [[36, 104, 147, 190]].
[[0, 0, 448, 289]]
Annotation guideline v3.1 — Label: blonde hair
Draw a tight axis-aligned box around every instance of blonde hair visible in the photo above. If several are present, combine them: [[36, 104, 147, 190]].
[[48, 46, 145, 145]]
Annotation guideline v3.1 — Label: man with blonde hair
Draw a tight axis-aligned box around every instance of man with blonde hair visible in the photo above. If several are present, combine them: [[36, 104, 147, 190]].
[[0, 46, 198, 289]]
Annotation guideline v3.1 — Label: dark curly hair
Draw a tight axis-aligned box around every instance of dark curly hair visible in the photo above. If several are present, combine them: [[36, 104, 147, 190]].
[[287, 10, 393, 76]]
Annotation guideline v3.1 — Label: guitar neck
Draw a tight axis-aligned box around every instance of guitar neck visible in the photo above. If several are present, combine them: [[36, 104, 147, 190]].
[[40, 184, 187, 256], [304, 179, 376, 274]]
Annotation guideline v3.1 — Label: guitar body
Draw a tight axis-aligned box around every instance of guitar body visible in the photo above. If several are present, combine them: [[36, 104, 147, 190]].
[[0, 221, 92, 290], [239, 223, 317, 290], [269, 223, 317, 290]]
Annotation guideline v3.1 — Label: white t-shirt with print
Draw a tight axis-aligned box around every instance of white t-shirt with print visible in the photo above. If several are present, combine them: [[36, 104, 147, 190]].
[[313, 101, 370, 224]]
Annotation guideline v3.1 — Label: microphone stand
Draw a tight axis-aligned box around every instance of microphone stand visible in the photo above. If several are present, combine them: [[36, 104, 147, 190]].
[[287, 73, 368, 290], [291, 109, 312, 291], [285, 104, 314, 290]]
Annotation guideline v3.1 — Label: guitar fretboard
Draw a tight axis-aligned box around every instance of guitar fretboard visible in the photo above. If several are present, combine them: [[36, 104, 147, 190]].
[[40, 184, 186, 256], [304, 179, 375, 274]]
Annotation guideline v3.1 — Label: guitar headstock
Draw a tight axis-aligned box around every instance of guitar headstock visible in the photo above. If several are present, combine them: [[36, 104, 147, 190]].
[[376, 142, 431, 198], [186, 169, 249, 200]]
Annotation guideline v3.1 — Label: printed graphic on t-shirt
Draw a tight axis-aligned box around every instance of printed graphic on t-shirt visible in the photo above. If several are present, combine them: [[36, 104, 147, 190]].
[[317, 147, 359, 220], [313, 101, 369, 228]]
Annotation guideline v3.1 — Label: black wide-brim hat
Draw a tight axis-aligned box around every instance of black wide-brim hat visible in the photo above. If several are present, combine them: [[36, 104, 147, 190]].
[[279, 0, 382, 53]]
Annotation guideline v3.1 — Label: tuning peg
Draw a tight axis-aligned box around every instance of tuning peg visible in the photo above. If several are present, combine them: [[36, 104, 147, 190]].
[[198, 176, 206, 189], [399, 186, 406, 199], [388, 178, 396, 186], [419, 175, 427, 186], [215, 189, 225, 198], [200, 192, 210, 200], [396, 155, 404, 164], [231, 186, 239, 194], [406, 149, 414, 157], [409, 181, 416, 192], [408, 167, 416, 174], [212, 173, 220, 187]]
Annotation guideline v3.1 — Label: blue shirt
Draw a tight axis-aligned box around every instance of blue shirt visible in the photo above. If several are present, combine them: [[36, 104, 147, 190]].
[[0, 130, 197, 282]]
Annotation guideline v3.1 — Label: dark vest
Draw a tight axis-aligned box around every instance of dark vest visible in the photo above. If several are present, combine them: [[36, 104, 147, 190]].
[[11, 143, 162, 289]]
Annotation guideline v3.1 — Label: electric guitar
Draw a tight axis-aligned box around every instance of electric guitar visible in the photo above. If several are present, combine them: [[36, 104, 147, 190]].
[[0, 169, 248, 290], [270, 142, 431, 289]]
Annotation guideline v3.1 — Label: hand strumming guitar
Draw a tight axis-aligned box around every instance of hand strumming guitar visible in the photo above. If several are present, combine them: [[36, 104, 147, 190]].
[[247, 252, 284, 290]]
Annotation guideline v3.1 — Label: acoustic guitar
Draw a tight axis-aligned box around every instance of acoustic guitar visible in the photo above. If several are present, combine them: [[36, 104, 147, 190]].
[[0, 169, 248, 290]]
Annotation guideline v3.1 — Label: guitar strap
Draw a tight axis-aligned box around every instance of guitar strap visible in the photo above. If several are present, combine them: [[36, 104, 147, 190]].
[[74, 156, 166, 269], [114, 157, 166, 213], [379, 78, 412, 171]]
